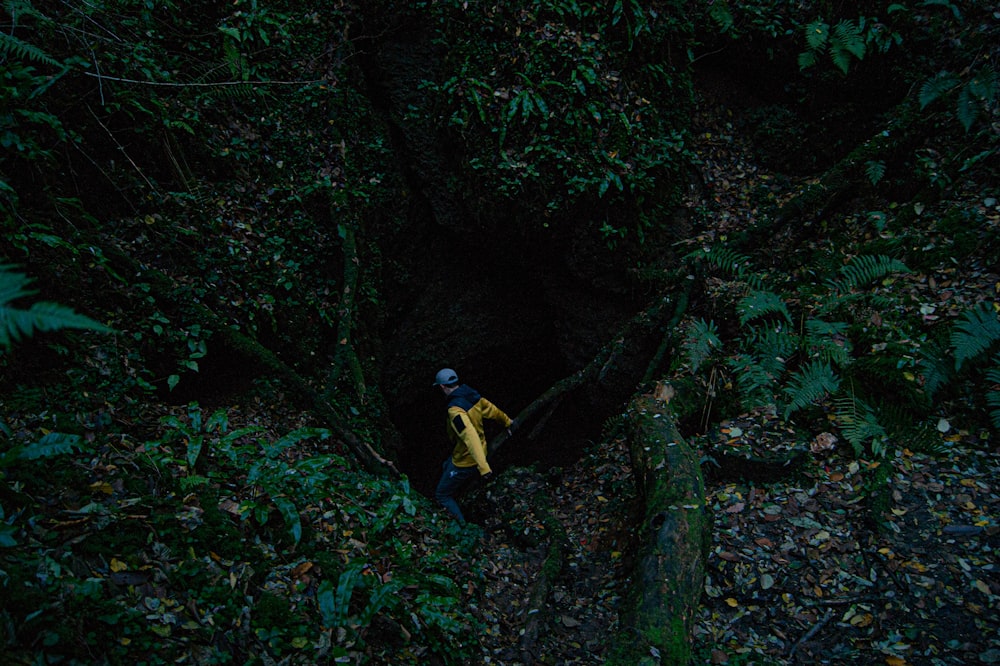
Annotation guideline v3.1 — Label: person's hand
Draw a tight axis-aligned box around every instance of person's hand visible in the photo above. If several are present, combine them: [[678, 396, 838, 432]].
[[482, 471, 494, 483]]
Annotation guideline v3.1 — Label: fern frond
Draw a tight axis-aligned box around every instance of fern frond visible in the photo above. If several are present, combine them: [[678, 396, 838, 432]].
[[737, 290, 791, 327], [0, 32, 62, 69], [686, 245, 765, 290], [708, 1, 734, 33], [682, 318, 721, 372], [865, 160, 886, 186], [727, 353, 774, 407], [833, 20, 866, 59], [783, 360, 840, 420], [0, 265, 112, 349], [951, 302, 1000, 370], [827, 254, 909, 295], [804, 20, 829, 51], [920, 341, 954, 397], [986, 355, 1000, 430], [743, 326, 795, 376], [834, 394, 888, 456], [919, 71, 960, 109], [804, 318, 852, 366]]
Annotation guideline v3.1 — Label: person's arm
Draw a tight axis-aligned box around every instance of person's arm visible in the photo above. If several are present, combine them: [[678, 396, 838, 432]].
[[478, 398, 513, 429], [449, 409, 492, 475]]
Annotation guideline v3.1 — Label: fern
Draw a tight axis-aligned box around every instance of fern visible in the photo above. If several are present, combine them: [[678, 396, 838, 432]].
[[804, 318, 852, 366], [920, 341, 954, 398], [727, 353, 774, 407], [0, 265, 112, 349], [920, 71, 960, 109], [987, 355, 1000, 430], [834, 394, 887, 456], [951, 302, 1000, 370], [826, 254, 910, 295], [804, 20, 829, 51], [0, 32, 63, 69], [687, 246, 765, 290], [682, 318, 721, 372], [956, 68, 998, 132], [830, 20, 866, 74], [737, 290, 791, 327], [708, 1, 734, 33], [864, 160, 886, 186], [783, 360, 840, 420], [743, 326, 795, 376]]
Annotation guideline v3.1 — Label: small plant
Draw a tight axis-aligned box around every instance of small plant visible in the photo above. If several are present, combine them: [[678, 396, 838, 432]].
[[0, 265, 111, 350]]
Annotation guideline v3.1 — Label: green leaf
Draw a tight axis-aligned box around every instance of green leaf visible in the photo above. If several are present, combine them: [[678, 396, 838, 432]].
[[273, 495, 302, 543], [804, 20, 829, 51], [682, 318, 721, 372], [20, 432, 82, 460], [783, 361, 840, 419], [919, 72, 959, 109], [318, 564, 365, 627], [951, 303, 1000, 370], [737, 290, 792, 327], [864, 160, 886, 186]]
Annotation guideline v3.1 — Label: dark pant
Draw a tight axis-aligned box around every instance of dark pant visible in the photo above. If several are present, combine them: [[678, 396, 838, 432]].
[[435, 459, 478, 522]]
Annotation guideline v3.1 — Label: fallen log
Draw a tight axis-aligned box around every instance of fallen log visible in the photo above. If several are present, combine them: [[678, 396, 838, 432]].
[[610, 390, 710, 666]]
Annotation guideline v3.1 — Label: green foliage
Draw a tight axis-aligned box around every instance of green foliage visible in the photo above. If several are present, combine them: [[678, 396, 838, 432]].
[[987, 356, 1000, 431], [783, 360, 840, 420], [834, 393, 888, 456], [687, 245, 765, 290], [826, 254, 910, 297], [420, 0, 694, 240], [950, 302, 1000, 370], [0, 432, 84, 472], [798, 17, 884, 74], [920, 67, 999, 132], [737, 290, 792, 327], [725, 353, 776, 408], [0, 265, 112, 350], [682, 318, 721, 372], [864, 160, 886, 186]]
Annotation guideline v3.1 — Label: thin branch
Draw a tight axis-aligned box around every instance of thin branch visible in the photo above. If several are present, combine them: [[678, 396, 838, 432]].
[[83, 71, 325, 88]]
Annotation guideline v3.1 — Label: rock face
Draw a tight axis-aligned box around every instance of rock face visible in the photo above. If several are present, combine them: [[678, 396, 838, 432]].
[[354, 15, 656, 489]]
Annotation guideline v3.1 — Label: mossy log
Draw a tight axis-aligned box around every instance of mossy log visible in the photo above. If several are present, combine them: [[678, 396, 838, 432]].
[[518, 495, 568, 663], [610, 392, 710, 666], [770, 97, 923, 229]]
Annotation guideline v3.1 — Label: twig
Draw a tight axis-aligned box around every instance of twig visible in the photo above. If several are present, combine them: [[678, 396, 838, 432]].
[[789, 608, 834, 661], [87, 105, 158, 193]]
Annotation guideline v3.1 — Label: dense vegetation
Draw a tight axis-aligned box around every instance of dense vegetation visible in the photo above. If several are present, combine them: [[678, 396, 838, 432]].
[[2, 0, 997, 664]]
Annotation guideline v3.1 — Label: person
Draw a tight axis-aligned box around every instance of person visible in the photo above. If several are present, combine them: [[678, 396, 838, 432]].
[[432, 368, 513, 523]]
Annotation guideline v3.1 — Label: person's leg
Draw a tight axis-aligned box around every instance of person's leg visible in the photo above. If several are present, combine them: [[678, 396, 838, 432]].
[[435, 459, 476, 522]]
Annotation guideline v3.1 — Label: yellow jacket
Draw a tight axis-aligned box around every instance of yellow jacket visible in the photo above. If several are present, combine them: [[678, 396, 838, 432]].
[[445, 385, 512, 474]]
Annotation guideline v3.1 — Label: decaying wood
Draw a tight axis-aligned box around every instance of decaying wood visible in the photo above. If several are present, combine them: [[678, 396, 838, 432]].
[[518, 499, 568, 664], [771, 97, 923, 229], [610, 391, 710, 666]]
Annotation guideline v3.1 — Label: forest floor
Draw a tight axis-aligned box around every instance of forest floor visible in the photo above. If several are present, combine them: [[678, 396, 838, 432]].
[[464, 86, 1000, 665]]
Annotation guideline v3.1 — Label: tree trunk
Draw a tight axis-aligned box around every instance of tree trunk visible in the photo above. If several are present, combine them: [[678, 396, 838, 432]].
[[610, 390, 710, 666]]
